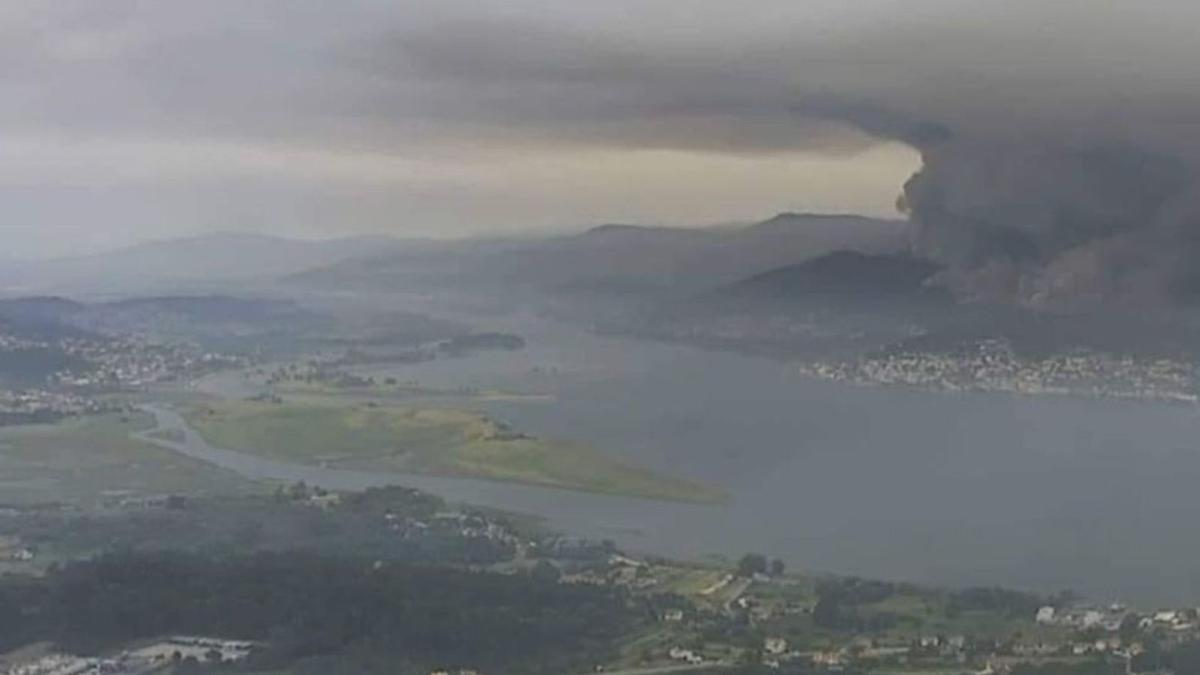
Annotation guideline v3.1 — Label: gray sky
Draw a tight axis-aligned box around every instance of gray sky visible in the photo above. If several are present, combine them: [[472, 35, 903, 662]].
[[3, 1, 1199, 264]]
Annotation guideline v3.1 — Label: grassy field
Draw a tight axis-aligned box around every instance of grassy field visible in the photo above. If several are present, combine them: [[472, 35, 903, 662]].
[[273, 377, 551, 403], [0, 413, 254, 506], [184, 400, 724, 503], [144, 428, 186, 444]]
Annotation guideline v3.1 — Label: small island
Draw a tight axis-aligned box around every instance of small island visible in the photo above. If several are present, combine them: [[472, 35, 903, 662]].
[[183, 399, 723, 504]]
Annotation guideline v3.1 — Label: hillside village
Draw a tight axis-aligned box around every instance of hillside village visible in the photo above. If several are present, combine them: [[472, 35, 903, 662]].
[[0, 327, 245, 425], [577, 558, 1200, 674]]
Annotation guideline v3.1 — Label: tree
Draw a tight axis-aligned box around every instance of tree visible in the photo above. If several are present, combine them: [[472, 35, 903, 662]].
[[812, 594, 842, 629], [736, 554, 768, 578], [1118, 614, 1140, 644], [768, 559, 785, 577]]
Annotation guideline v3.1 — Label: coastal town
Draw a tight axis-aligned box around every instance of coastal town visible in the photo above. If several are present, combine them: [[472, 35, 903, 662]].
[[0, 326, 246, 426], [798, 339, 1200, 404], [45, 338, 243, 391]]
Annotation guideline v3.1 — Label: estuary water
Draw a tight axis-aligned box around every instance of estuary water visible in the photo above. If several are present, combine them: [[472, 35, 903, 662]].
[[179, 313, 1200, 605]]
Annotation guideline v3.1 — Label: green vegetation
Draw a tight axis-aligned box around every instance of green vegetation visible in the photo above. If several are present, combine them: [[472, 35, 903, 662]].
[[2, 486, 520, 580], [0, 413, 253, 506], [144, 427, 186, 444], [184, 400, 724, 503], [735, 553, 785, 578], [0, 485, 1194, 675], [0, 346, 90, 386], [273, 378, 550, 405], [0, 550, 634, 675]]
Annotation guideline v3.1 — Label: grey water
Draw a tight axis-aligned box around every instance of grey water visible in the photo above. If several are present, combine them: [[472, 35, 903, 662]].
[[182, 313, 1200, 605]]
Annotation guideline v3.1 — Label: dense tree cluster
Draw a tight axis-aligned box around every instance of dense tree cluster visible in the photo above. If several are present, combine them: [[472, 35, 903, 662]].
[[8, 488, 515, 568], [946, 586, 1043, 618], [735, 553, 785, 578], [0, 346, 90, 386], [1, 551, 636, 674]]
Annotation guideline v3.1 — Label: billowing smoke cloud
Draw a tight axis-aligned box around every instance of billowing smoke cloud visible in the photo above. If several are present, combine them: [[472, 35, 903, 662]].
[[6, 0, 1200, 303], [376, 1, 1200, 307], [903, 139, 1197, 307]]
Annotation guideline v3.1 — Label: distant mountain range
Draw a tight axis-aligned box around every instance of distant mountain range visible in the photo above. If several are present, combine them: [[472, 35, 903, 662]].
[[5, 215, 1196, 366], [0, 214, 908, 301], [0, 232, 417, 296], [292, 212, 908, 299], [0, 294, 327, 350], [617, 247, 1200, 362]]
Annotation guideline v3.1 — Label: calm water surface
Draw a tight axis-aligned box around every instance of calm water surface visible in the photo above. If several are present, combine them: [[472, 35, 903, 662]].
[[187, 313, 1200, 604]]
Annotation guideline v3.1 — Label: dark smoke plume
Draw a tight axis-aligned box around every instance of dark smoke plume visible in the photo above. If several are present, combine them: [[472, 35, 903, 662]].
[[376, 5, 1200, 309], [901, 139, 1197, 307], [9, 1, 1200, 296]]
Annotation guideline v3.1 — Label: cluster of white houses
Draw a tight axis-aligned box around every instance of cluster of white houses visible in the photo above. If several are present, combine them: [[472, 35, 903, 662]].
[[1037, 604, 1200, 634], [0, 637, 256, 675]]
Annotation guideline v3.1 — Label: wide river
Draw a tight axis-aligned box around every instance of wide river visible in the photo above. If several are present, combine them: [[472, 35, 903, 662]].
[[183, 311, 1200, 605]]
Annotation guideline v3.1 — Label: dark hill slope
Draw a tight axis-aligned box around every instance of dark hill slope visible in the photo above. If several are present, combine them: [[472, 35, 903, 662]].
[[714, 251, 946, 305]]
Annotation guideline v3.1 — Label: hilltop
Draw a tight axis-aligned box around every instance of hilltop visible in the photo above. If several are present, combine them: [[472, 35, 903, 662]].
[[292, 213, 907, 301], [0, 232, 416, 296]]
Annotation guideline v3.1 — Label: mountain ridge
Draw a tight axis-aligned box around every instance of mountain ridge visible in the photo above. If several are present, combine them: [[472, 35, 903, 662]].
[[0, 231, 422, 296], [293, 212, 909, 298]]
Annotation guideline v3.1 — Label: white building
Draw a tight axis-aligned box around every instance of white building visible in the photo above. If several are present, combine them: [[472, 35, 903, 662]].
[[1036, 606, 1057, 624], [668, 647, 704, 665]]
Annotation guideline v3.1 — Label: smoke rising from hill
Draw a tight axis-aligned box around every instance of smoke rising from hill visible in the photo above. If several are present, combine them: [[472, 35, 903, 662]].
[[903, 139, 1197, 307], [5, 0, 1200, 301], [382, 2, 1200, 306]]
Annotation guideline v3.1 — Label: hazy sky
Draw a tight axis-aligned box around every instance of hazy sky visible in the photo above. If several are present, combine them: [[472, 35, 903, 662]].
[[3, 1, 1198, 261]]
